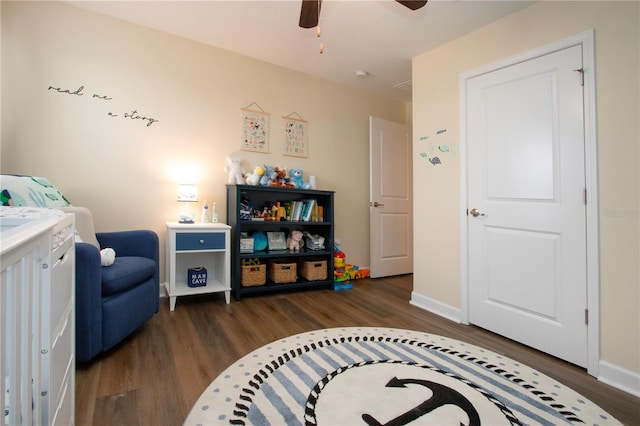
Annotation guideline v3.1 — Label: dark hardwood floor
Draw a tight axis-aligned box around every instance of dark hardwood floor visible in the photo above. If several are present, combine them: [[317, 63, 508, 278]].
[[75, 275, 640, 425]]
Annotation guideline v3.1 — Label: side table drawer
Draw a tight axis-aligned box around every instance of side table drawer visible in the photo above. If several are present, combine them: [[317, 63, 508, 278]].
[[176, 232, 225, 251]]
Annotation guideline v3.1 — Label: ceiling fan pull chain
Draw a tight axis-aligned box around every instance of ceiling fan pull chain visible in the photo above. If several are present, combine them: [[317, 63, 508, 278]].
[[317, 0, 323, 54]]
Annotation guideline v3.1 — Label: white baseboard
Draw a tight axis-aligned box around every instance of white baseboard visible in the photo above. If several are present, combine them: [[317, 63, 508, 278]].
[[410, 291, 462, 324], [598, 360, 640, 397], [410, 292, 640, 398], [159, 282, 168, 298]]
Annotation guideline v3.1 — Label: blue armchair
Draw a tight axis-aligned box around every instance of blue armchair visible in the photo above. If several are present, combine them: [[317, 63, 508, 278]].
[[73, 222, 159, 362], [1, 175, 159, 362]]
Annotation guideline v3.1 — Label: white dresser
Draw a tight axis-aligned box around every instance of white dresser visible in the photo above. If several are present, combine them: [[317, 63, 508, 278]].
[[1, 207, 75, 425]]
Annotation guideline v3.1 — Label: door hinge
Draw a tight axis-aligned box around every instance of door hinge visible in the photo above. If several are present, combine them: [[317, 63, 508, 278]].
[[583, 188, 587, 205], [574, 68, 584, 86], [584, 308, 589, 325]]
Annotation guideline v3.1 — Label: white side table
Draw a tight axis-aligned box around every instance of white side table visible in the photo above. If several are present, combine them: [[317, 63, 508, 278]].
[[165, 222, 231, 310]]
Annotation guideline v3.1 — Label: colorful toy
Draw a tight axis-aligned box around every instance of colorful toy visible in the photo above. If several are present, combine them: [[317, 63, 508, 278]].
[[270, 166, 294, 188], [286, 230, 305, 251], [224, 156, 246, 185], [289, 168, 311, 189], [245, 166, 265, 186], [333, 281, 353, 291], [333, 245, 369, 290]]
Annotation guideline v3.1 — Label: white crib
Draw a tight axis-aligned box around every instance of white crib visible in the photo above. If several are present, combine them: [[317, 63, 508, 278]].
[[1, 207, 75, 425]]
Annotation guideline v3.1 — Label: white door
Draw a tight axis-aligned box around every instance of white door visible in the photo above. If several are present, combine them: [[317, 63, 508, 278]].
[[466, 45, 588, 367], [369, 117, 412, 278]]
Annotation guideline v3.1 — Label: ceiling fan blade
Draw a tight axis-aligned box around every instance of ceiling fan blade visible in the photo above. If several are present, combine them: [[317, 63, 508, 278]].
[[395, 0, 428, 11], [299, 0, 321, 28]]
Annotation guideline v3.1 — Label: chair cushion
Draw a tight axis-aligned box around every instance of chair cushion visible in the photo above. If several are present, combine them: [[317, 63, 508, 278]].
[[101, 256, 157, 296]]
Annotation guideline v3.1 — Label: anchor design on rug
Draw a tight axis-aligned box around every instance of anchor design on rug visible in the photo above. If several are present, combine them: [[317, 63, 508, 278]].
[[361, 377, 480, 426]]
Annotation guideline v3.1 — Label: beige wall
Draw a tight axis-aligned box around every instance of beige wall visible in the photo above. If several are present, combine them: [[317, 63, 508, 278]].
[[412, 1, 639, 378], [1, 1, 406, 280]]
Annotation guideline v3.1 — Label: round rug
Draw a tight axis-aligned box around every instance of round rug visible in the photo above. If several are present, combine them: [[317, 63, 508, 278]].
[[185, 327, 619, 425]]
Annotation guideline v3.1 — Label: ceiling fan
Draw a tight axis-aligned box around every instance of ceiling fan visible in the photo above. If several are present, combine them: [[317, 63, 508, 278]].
[[299, 0, 428, 28]]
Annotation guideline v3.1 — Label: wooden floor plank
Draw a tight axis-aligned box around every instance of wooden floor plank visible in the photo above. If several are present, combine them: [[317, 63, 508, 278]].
[[75, 275, 640, 425]]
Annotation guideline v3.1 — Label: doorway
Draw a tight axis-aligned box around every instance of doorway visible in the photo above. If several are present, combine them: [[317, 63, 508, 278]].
[[369, 116, 413, 278]]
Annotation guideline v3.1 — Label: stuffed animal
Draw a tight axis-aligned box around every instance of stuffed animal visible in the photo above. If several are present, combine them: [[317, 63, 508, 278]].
[[224, 156, 246, 185], [289, 168, 311, 189], [245, 166, 265, 186], [286, 230, 305, 251], [100, 248, 116, 266], [270, 166, 294, 188], [260, 165, 276, 186]]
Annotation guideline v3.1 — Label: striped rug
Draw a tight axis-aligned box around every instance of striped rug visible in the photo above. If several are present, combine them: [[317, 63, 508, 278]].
[[185, 327, 619, 425]]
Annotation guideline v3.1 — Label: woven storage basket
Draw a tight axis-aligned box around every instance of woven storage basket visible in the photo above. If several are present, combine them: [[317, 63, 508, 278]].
[[299, 260, 327, 281], [268, 261, 297, 284], [241, 264, 266, 287]]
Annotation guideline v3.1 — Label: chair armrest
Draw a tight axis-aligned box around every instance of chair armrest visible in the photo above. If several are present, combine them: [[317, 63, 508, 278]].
[[96, 230, 159, 263], [75, 242, 103, 362]]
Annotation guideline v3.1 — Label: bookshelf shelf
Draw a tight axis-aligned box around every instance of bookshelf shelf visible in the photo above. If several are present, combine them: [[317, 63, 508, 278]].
[[226, 184, 335, 300]]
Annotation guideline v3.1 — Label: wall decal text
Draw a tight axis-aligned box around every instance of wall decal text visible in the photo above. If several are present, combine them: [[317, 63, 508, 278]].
[[48, 84, 159, 127]]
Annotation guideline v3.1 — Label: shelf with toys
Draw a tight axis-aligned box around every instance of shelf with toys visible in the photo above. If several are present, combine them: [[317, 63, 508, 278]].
[[226, 182, 334, 300]]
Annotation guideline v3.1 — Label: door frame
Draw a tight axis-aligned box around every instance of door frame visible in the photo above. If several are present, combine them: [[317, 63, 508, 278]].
[[458, 30, 599, 376]]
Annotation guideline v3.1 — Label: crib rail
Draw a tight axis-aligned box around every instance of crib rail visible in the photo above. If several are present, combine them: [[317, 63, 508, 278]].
[[1, 210, 75, 426], [2, 225, 49, 425]]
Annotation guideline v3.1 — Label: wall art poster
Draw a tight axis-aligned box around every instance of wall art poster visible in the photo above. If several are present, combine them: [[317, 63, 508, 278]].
[[241, 108, 269, 153], [283, 117, 308, 158]]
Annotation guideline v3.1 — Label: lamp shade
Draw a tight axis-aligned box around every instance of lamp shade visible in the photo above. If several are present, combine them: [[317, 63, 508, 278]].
[[177, 184, 198, 202]]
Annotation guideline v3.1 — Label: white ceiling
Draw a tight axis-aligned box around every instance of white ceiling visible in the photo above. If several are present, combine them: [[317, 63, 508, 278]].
[[67, 0, 535, 102]]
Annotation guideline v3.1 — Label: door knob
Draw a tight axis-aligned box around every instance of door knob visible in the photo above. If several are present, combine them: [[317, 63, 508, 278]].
[[469, 208, 485, 217], [373, 201, 385, 207]]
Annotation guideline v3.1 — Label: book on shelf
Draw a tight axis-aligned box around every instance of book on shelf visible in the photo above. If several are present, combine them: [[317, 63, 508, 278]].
[[302, 199, 316, 222], [241, 198, 324, 222], [293, 201, 304, 221]]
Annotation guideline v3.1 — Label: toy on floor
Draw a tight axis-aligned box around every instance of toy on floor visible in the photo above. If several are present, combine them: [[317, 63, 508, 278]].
[[333, 245, 369, 291]]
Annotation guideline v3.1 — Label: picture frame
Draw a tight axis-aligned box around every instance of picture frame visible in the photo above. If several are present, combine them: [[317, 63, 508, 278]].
[[266, 231, 287, 250], [283, 116, 308, 158], [241, 107, 270, 153]]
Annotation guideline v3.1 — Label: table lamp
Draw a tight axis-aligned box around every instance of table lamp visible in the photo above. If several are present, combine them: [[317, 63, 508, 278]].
[[177, 183, 198, 223]]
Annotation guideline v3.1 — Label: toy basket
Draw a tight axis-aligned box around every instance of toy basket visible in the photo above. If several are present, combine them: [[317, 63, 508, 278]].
[[299, 259, 327, 281], [241, 264, 266, 287], [268, 260, 297, 284]]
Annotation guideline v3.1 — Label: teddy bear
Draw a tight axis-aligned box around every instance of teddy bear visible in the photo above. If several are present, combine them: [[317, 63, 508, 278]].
[[260, 165, 276, 186], [270, 166, 294, 188], [286, 230, 305, 251], [245, 166, 265, 186], [289, 168, 311, 189], [224, 156, 246, 185]]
